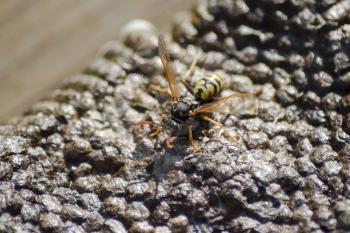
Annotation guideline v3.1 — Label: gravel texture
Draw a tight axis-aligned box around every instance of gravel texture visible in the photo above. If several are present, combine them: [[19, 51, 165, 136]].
[[1, 0, 350, 232]]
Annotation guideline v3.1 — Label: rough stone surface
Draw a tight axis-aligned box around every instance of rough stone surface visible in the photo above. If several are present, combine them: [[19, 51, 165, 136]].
[[1, 0, 350, 232]]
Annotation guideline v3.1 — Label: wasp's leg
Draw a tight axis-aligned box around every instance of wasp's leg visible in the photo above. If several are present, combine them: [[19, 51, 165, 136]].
[[181, 80, 195, 96], [254, 86, 263, 96], [201, 116, 240, 144], [201, 115, 237, 143], [165, 134, 174, 149], [188, 125, 202, 152], [188, 125, 194, 145], [135, 120, 154, 125], [148, 114, 166, 138], [149, 84, 173, 107], [201, 115, 223, 127], [149, 126, 162, 138], [184, 54, 199, 80], [182, 55, 199, 96], [136, 119, 162, 138], [149, 84, 172, 97]]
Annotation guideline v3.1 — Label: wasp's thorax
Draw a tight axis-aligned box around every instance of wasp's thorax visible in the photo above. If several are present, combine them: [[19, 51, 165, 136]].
[[163, 100, 197, 135], [171, 101, 191, 122]]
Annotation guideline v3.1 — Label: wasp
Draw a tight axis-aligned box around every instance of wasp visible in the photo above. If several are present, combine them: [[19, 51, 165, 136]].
[[138, 35, 259, 149]]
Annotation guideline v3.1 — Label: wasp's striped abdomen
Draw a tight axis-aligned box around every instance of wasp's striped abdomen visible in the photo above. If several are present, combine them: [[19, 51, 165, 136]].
[[194, 72, 224, 101]]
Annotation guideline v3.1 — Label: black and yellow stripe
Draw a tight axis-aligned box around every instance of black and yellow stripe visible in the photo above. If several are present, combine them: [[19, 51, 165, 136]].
[[194, 72, 223, 101]]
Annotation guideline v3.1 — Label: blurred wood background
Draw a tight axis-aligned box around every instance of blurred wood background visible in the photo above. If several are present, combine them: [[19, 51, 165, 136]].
[[0, 0, 195, 122]]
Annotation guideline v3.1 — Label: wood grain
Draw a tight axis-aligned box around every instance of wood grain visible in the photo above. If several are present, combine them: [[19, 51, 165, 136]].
[[0, 0, 195, 122]]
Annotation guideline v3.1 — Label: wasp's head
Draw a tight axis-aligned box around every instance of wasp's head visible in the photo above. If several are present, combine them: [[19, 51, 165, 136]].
[[171, 101, 191, 122]]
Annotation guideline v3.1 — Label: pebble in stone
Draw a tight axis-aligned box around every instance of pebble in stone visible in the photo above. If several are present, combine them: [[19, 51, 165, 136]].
[[271, 67, 290, 88], [129, 221, 155, 233], [291, 69, 308, 88], [72, 163, 92, 178], [258, 101, 283, 122], [39, 212, 64, 232], [126, 181, 151, 199], [173, 12, 198, 43], [334, 200, 350, 230], [167, 215, 189, 233], [82, 211, 104, 231], [104, 218, 127, 233], [304, 175, 328, 193], [79, 193, 101, 212], [269, 135, 290, 153], [310, 145, 337, 166], [332, 128, 350, 147], [21, 203, 41, 222], [244, 63, 272, 83], [222, 59, 245, 74], [152, 201, 171, 224], [2, 136, 27, 155], [125, 202, 150, 222], [85, 58, 126, 85], [276, 85, 301, 105], [243, 131, 269, 149], [310, 126, 330, 144], [327, 111, 343, 130], [52, 187, 80, 204], [339, 71, 350, 89], [303, 91, 321, 107], [322, 92, 341, 110], [295, 157, 317, 175], [39, 194, 62, 213], [100, 176, 127, 195], [62, 221, 85, 233], [64, 136, 92, 162], [341, 94, 350, 112], [154, 226, 172, 233], [305, 110, 327, 125], [73, 176, 100, 193], [294, 138, 313, 158], [61, 204, 87, 221], [102, 196, 127, 216], [277, 166, 302, 189], [251, 161, 277, 184]]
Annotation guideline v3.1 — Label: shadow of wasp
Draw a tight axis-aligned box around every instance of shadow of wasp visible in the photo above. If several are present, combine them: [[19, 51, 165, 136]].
[[137, 35, 260, 151]]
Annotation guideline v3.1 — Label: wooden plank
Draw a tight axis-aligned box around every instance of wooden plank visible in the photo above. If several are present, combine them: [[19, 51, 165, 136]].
[[0, 0, 195, 122]]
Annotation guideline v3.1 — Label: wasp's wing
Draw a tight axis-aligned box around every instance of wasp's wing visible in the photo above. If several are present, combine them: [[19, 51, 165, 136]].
[[158, 35, 180, 101], [224, 93, 259, 117], [191, 92, 259, 116]]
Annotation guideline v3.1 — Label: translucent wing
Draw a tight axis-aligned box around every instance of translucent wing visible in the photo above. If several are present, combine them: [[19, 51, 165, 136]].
[[223, 93, 260, 117], [190, 91, 259, 117], [158, 35, 179, 101]]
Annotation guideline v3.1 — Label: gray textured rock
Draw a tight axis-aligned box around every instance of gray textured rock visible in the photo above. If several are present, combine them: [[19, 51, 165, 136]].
[[1, 0, 350, 232]]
